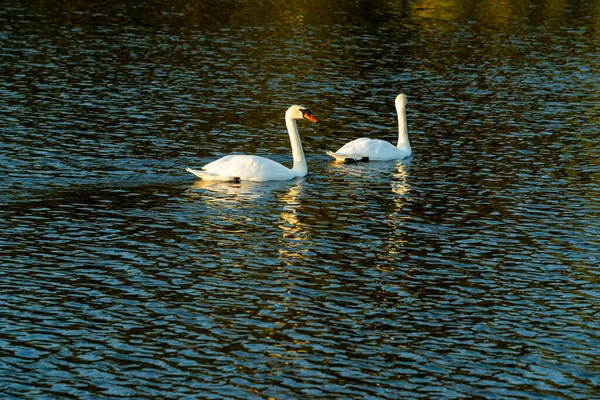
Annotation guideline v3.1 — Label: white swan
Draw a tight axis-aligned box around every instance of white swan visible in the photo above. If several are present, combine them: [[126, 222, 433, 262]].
[[186, 105, 317, 182], [327, 94, 411, 162]]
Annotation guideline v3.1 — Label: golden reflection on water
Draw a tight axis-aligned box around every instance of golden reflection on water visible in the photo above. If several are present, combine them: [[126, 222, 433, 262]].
[[277, 183, 310, 261], [387, 161, 411, 252], [279, 183, 303, 233], [391, 161, 410, 197], [188, 178, 312, 266], [409, 0, 468, 22], [476, 0, 525, 27], [407, 0, 582, 31], [227, 0, 311, 29]]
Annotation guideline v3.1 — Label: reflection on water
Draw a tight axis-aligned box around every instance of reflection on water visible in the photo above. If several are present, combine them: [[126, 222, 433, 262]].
[[278, 184, 309, 261], [1, 0, 600, 398], [190, 176, 307, 200]]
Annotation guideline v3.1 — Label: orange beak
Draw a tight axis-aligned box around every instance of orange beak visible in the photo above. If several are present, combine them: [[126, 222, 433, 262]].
[[304, 113, 318, 123]]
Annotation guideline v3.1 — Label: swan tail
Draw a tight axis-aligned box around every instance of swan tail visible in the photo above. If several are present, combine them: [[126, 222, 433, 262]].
[[326, 150, 348, 162], [186, 167, 240, 182], [326, 150, 369, 163]]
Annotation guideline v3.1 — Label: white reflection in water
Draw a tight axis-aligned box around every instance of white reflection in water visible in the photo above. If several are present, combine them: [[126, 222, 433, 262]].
[[388, 161, 411, 251], [277, 183, 308, 261], [279, 183, 303, 230], [189, 177, 306, 202], [188, 177, 311, 262], [391, 160, 411, 197], [325, 158, 412, 262], [326, 157, 412, 179]]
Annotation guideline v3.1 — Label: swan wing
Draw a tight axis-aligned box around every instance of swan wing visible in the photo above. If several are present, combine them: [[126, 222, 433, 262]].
[[326, 150, 350, 161], [186, 167, 231, 181]]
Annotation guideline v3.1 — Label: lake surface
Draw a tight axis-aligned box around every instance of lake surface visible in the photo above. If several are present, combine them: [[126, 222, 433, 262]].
[[1, 0, 599, 398]]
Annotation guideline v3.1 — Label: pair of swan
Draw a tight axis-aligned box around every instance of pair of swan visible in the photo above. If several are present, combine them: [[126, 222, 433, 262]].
[[186, 94, 411, 182]]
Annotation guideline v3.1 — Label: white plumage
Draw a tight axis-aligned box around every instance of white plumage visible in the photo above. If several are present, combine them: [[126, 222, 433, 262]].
[[187, 155, 298, 182], [327, 94, 412, 162], [186, 105, 317, 182]]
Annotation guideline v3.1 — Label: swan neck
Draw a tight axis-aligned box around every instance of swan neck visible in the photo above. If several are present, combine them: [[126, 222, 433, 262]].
[[396, 105, 410, 151], [285, 116, 307, 176]]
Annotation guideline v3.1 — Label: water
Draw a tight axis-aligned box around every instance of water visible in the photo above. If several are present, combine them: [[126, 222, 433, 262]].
[[1, 0, 599, 398]]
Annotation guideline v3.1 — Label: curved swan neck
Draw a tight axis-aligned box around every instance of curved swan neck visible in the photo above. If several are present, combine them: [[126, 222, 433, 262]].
[[396, 104, 410, 151], [285, 115, 307, 176]]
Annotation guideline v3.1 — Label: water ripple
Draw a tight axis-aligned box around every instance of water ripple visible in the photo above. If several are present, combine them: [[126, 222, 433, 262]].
[[1, 0, 600, 398]]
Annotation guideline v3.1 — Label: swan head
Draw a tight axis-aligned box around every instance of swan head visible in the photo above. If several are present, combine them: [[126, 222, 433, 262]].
[[395, 94, 408, 109], [286, 105, 318, 123]]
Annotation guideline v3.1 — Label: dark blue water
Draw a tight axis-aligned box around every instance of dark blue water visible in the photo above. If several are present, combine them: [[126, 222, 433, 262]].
[[1, 0, 599, 398]]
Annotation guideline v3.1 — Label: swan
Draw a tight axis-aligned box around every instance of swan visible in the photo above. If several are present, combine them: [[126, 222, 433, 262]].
[[186, 105, 317, 182], [327, 94, 411, 162]]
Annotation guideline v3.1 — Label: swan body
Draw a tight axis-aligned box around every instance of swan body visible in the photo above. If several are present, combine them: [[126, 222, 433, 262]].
[[327, 94, 411, 162], [326, 138, 410, 161], [186, 155, 299, 182], [186, 105, 317, 182]]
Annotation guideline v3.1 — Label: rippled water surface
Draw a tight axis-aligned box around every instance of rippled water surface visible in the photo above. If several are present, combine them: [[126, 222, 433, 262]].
[[1, 0, 599, 398]]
